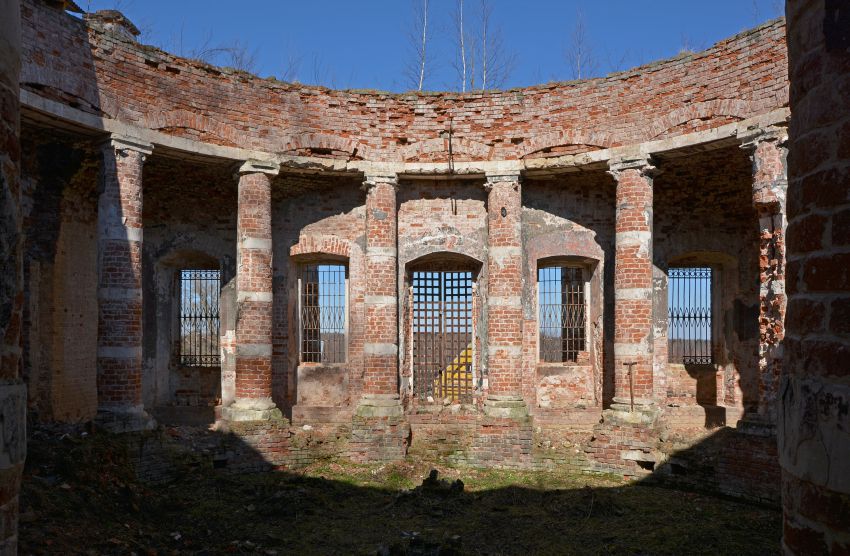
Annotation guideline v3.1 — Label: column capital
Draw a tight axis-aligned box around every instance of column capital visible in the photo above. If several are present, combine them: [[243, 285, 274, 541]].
[[739, 125, 789, 151], [362, 173, 399, 192], [103, 134, 153, 157], [484, 170, 521, 191], [607, 155, 660, 179], [239, 158, 280, 176]]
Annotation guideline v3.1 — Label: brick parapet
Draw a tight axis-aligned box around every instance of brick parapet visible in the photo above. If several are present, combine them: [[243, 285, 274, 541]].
[[19, 0, 788, 162]]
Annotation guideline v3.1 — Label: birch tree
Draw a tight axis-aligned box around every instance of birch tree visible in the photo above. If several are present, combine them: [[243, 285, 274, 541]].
[[564, 8, 598, 80], [405, 0, 431, 91]]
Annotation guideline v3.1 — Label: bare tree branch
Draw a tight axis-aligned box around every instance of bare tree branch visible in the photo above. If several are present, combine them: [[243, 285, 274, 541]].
[[478, 0, 515, 90], [564, 8, 598, 80], [450, 0, 470, 92], [404, 0, 431, 91]]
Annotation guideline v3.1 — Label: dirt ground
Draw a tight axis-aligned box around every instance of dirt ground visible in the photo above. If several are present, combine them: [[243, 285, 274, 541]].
[[20, 426, 781, 555]]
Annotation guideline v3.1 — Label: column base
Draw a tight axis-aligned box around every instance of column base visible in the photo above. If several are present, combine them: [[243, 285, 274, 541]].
[[221, 397, 284, 422], [603, 397, 661, 425], [483, 395, 529, 419], [96, 406, 156, 433], [355, 394, 403, 418]]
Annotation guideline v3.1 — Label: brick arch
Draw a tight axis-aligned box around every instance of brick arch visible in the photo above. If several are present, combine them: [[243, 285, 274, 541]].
[[280, 133, 366, 160], [526, 230, 604, 267], [289, 234, 352, 260], [519, 130, 613, 159], [646, 100, 755, 140], [401, 137, 493, 162], [144, 109, 244, 148], [401, 241, 486, 272]]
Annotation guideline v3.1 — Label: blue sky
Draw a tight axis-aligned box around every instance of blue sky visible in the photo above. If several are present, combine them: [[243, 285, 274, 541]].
[[81, 0, 784, 92]]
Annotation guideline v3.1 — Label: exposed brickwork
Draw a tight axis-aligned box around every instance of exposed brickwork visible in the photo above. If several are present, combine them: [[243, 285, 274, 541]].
[[19, 2, 788, 161], [485, 174, 524, 400], [235, 170, 274, 402], [362, 176, 399, 397], [609, 160, 657, 404], [97, 139, 150, 415], [781, 1, 850, 553]]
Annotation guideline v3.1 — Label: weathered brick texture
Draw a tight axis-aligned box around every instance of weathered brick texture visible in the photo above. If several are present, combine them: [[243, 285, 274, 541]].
[[0, 0, 27, 551], [235, 169, 275, 401], [609, 160, 657, 404], [780, 1, 850, 553], [362, 176, 399, 397], [97, 139, 150, 412], [485, 174, 524, 399]]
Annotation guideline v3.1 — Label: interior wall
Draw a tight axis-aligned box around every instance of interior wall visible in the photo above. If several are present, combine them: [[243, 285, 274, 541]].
[[397, 179, 488, 406], [273, 175, 366, 415], [522, 172, 616, 411], [20, 138, 98, 423], [653, 147, 760, 416], [141, 156, 236, 409]]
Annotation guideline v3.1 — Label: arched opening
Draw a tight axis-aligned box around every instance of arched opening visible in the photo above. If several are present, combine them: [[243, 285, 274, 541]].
[[402, 252, 483, 406], [148, 249, 224, 425]]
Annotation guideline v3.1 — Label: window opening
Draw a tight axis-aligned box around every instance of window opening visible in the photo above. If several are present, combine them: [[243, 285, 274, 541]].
[[299, 263, 347, 364], [538, 265, 586, 363], [668, 267, 713, 364], [412, 270, 473, 403], [179, 269, 221, 366]]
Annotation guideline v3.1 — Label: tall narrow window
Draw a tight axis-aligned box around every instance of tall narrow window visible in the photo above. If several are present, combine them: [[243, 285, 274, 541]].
[[668, 267, 713, 364], [299, 263, 347, 364], [538, 265, 586, 363], [179, 269, 221, 366]]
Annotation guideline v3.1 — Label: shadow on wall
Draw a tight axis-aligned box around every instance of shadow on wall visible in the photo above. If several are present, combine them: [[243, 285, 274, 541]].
[[19, 423, 782, 555]]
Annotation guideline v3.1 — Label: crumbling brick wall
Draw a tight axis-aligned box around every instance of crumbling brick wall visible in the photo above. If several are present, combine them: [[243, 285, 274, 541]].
[[20, 0, 788, 162]]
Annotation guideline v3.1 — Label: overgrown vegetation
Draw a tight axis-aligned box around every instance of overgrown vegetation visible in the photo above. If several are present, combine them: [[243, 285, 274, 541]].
[[21, 427, 781, 555]]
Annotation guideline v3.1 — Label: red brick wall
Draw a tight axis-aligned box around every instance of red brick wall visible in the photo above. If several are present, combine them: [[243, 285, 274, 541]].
[[20, 1, 787, 162], [781, 1, 850, 553]]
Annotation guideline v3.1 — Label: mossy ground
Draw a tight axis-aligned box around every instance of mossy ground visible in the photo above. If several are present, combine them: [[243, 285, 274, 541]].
[[20, 428, 781, 555]]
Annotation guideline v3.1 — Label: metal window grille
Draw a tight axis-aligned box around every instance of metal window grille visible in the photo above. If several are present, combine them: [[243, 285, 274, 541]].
[[299, 263, 347, 364], [179, 269, 221, 366], [412, 270, 473, 403], [668, 267, 713, 364], [538, 266, 586, 363]]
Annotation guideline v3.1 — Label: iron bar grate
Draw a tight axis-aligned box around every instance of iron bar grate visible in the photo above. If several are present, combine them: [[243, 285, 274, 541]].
[[668, 267, 713, 365], [180, 269, 221, 366], [300, 263, 346, 364], [538, 266, 586, 363], [412, 270, 473, 403]]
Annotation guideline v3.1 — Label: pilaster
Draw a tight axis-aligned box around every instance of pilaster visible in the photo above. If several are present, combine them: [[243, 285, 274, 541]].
[[483, 171, 527, 418]]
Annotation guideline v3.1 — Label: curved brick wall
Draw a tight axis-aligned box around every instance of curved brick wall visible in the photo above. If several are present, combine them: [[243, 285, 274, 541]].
[[21, 0, 788, 161]]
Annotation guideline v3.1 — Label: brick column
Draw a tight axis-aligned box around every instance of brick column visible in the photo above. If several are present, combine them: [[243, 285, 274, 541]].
[[483, 171, 527, 418], [222, 159, 283, 422], [0, 2, 27, 551], [608, 156, 659, 419], [742, 128, 788, 425], [96, 134, 155, 432], [781, 3, 850, 553], [356, 174, 402, 417]]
